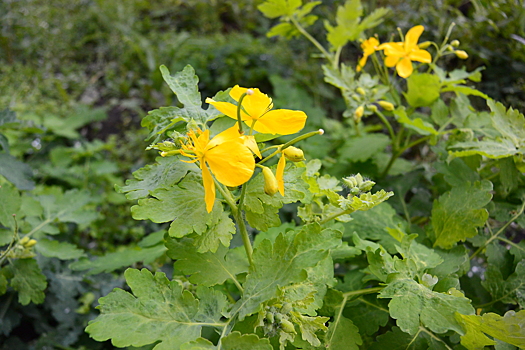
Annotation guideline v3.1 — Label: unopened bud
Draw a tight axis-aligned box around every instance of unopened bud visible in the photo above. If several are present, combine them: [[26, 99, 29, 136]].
[[25, 239, 37, 247], [356, 87, 366, 96], [451, 39, 460, 47], [20, 236, 30, 245], [418, 41, 431, 49], [351, 94, 361, 102], [446, 45, 455, 52], [354, 105, 364, 122], [378, 100, 395, 111], [246, 89, 254, 95], [368, 104, 378, 113], [283, 146, 305, 162], [280, 319, 296, 333], [455, 50, 468, 59], [262, 167, 279, 196]]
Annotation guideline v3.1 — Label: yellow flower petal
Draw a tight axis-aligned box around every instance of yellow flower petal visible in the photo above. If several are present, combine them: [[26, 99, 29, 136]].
[[405, 25, 424, 49], [378, 42, 404, 56], [396, 57, 414, 78], [408, 49, 432, 63], [276, 154, 286, 196], [206, 141, 255, 187], [242, 135, 262, 158], [252, 109, 307, 135], [384, 55, 400, 68], [201, 162, 215, 213], [231, 86, 273, 119], [206, 99, 251, 122]]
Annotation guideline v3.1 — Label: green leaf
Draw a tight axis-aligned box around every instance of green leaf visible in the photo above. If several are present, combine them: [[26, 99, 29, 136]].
[[159, 65, 208, 125], [431, 99, 450, 127], [338, 189, 394, 212], [434, 157, 480, 187], [344, 295, 390, 335], [322, 64, 355, 91], [258, 0, 302, 18], [379, 278, 475, 335], [141, 106, 188, 140], [221, 332, 273, 350], [482, 260, 525, 308], [404, 73, 441, 108], [394, 108, 438, 136], [0, 183, 21, 229], [8, 258, 47, 305], [180, 338, 216, 350], [456, 310, 525, 350], [291, 311, 329, 347], [166, 238, 249, 287], [325, 315, 362, 349], [117, 156, 196, 200], [449, 139, 519, 159], [86, 269, 228, 350], [35, 238, 85, 260], [69, 244, 167, 275], [489, 99, 525, 147], [431, 180, 493, 249], [369, 326, 449, 350], [0, 153, 34, 190], [131, 175, 235, 251], [339, 133, 391, 162], [234, 224, 342, 320]]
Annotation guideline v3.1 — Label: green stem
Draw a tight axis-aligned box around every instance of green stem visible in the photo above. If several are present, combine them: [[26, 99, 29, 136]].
[[375, 109, 396, 141], [342, 287, 383, 299], [236, 92, 249, 134], [380, 135, 431, 178], [419, 327, 454, 350], [319, 209, 353, 225], [290, 16, 332, 62], [470, 200, 525, 260]]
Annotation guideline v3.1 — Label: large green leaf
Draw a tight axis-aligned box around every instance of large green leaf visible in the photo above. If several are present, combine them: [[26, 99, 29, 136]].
[[379, 278, 475, 335], [234, 223, 342, 320], [456, 310, 525, 350], [35, 238, 85, 260], [325, 315, 362, 349], [86, 269, 228, 350], [482, 260, 525, 308], [431, 180, 492, 249], [0, 153, 34, 190], [166, 238, 249, 287], [8, 258, 47, 305], [0, 183, 21, 229], [404, 73, 441, 108], [369, 326, 449, 350]]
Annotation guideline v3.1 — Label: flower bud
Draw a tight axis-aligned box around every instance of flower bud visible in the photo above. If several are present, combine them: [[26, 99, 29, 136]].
[[280, 319, 296, 334], [351, 94, 361, 102], [378, 100, 395, 111], [418, 41, 432, 49], [368, 104, 378, 113], [451, 39, 460, 47], [356, 87, 366, 96], [20, 236, 30, 245], [354, 105, 364, 122], [455, 50, 468, 59], [25, 239, 37, 247], [283, 146, 305, 162], [262, 167, 279, 196], [446, 45, 455, 52]]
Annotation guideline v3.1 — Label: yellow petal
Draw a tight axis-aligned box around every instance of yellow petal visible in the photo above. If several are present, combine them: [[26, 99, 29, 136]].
[[378, 42, 404, 56], [230, 86, 273, 120], [408, 49, 432, 63], [357, 55, 368, 72], [208, 125, 242, 148], [384, 55, 400, 68], [242, 135, 262, 158], [206, 141, 255, 187], [276, 154, 286, 196], [396, 57, 414, 78], [206, 99, 251, 121], [405, 25, 424, 50], [201, 162, 215, 213], [252, 109, 307, 135]]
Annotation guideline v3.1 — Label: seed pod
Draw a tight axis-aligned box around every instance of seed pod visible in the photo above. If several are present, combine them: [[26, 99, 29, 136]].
[[283, 146, 305, 162], [455, 50, 468, 59], [378, 100, 395, 111], [262, 167, 279, 196]]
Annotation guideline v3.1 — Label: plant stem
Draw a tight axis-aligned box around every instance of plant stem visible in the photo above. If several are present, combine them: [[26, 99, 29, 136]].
[[342, 286, 383, 298], [419, 327, 454, 350], [290, 16, 333, 62], [319, 209, 352, 225], [236, 92, 249, 134], [258, 129, 324, 165], [470, 200, 525, 260], [374, 109, 396, 141]]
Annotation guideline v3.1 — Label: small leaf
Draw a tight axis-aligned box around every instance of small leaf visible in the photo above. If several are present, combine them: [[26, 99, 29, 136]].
[[9, 258, 47, 305], [394, 108, 438, 135], [0, 153, 34, 190], [258, 0, 302, 18]]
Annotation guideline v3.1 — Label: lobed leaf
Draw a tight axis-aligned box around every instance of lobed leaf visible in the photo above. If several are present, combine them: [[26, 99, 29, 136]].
[[8, 258, 47, 305]]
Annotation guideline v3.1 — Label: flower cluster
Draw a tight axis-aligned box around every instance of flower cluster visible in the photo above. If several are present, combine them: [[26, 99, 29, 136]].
[[358, 25, 432, 78], [178, 86, 308, 212]]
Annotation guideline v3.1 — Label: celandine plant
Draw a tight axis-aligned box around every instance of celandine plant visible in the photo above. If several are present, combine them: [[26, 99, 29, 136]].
[[85, 1, 525, 349]]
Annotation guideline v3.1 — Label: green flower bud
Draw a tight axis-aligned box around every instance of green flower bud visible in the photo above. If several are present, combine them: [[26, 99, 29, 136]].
[[25, 239, 37, 247], [283, 146, 305, 162], [266, 311, 275, 324], [368, 104, 378, 113], [356, 87, 366, 96], [280, 302, 292, 314], [280, 319, 296, 334], [20, 236, 30, 245], [451, 39, 460, 47]]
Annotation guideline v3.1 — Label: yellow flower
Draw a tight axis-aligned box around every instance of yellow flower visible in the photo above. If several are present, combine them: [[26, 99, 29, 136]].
[[180, 126, 255, 212], [378, 25, 432, 78], [205, 86, 307, 135], [357, 37, 380, 72], [276, 146, 305, 196]]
